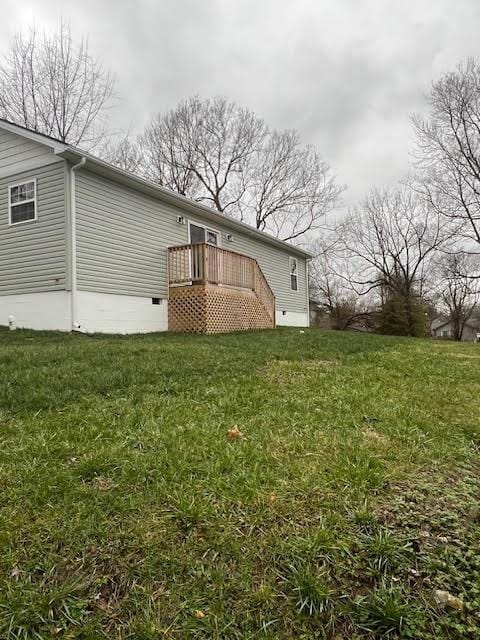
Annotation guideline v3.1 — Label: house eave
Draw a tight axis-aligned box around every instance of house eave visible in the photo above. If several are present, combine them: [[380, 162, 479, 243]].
[[0, 118, 69, 154], [432, 319, 478, 332], [0, 118, 314, 260], [56, 148, 314, 260], [0, 117, 313, 259]]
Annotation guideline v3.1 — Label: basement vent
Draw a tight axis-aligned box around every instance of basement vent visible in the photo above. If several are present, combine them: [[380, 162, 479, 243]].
[[152, 298, 161, 305]]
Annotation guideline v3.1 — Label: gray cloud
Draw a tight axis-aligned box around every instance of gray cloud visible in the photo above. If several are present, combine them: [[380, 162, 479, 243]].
[[2, 0, 480, 203]]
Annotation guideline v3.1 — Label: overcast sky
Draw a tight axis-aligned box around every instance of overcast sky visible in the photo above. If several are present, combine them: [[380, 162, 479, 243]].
[[2, 0, 480, 204]]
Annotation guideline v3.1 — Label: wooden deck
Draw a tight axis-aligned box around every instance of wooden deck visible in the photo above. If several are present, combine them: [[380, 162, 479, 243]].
[[168, 243, 275, 333]]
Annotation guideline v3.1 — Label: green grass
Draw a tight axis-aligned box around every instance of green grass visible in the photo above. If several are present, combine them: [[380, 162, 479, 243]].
[[1, 326, 480, 639]]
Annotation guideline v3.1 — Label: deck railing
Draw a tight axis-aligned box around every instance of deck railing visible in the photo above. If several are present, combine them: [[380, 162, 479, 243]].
[[168, 243, 275, 323]]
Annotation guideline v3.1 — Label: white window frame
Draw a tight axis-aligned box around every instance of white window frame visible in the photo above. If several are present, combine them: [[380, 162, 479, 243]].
[[8, 178, 38, 226], [290, 256, 298, 291], [187, 220, 221, 247]]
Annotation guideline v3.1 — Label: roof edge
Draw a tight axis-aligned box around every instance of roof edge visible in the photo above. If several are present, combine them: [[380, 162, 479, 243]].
[[57, 147, 313, 259], [0, 118, 68, 153], [433, 318, 479, 331], [0, 118, 313, 258]]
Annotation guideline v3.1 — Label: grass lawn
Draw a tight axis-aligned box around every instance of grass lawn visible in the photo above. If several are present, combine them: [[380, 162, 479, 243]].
[[1, 327, 480, 639]]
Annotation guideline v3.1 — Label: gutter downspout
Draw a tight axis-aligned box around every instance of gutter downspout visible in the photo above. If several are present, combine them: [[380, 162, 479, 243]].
[[305, 258, 311, 328], [70, 157, 86, 331]]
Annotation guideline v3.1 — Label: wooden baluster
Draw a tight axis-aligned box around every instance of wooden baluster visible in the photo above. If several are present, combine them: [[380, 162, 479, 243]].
[[202, 244, 207, 284]]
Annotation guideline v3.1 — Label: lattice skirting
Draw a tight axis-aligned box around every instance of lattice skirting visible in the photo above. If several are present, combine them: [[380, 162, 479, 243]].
[[168, 284, 275, 334]]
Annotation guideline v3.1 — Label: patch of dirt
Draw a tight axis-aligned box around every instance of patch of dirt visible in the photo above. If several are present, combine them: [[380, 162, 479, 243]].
[[90, 476, 117, 491], [361, 426, 390, 447], [263, 359, 337, 385], [446, 353, 480, 360]]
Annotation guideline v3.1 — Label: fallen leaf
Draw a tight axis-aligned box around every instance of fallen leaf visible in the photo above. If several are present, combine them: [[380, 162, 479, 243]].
[[10, 566, 20, 580], [227, 426, 244, 440], [91, 476, 116, 491], [433, 589, 464, 611], [194, 610, 206, 619]]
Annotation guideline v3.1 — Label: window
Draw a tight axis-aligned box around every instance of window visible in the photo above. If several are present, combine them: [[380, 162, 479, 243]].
[[290, 257, 298, 291], [206, 229, 218, 245], [189, 222, 220, 246], [9, 179, 37, 225]]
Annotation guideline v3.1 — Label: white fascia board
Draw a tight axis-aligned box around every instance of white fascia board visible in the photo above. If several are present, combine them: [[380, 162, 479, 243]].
[[0, 119, 68, 154]]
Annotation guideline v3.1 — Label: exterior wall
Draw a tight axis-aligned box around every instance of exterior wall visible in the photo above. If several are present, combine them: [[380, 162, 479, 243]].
[[0, 160, 67, 296], [75, 169, 309, 322], [0, 129, 58, 176], [0, 125, 308, 333], [432, 322, 479, 342], [277, 310, 309, 327], [76, 291, 167, 334], [462, 325, 479, 342], [0, 291, 71, 331]]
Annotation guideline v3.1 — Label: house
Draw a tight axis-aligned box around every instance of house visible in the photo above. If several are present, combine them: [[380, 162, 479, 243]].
[[0, 120, 311, 334], [431, 317, 480, 342]]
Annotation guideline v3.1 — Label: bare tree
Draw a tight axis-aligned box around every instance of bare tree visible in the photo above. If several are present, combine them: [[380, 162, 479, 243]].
[[101, 130, 142, 173], [309, 251, 372, 330], [141, 96, 265, 208], [308, 230, 371, 330], [0, 22, 115, 149], [413, 58, 480, 249], [435, 251, 480, 340], [140, 96, 343, 242], [338, 186, 448, 336], [239, 129, 343, 241]]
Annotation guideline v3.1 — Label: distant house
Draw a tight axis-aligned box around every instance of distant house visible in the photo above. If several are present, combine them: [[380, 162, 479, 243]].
[[431, 318, 480, 342], [0, 119, 312, 334]]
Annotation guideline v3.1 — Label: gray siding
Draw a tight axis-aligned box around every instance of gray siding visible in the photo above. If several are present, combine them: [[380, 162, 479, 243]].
[[0, 162, 67, 294], [76, 170, 308, 314], [0, 129, 57, 175]]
